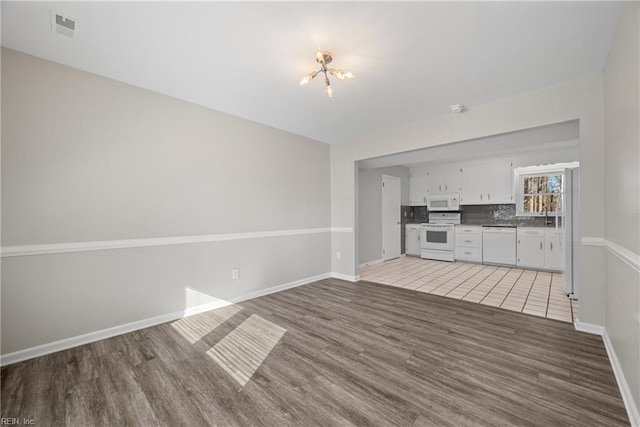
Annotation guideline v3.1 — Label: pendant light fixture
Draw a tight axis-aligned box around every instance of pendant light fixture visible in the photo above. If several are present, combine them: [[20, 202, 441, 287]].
[[299, 49, 354, 98]]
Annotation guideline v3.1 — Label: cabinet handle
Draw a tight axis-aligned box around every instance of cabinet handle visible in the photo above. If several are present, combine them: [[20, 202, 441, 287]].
[[518, 240, 520, 244], [540, 242, 543, 250], [445, 185, 448, 191], [480, 194, 483, 201], [464, 240, 472, 243], [550, 242, 553, 251], [439, 185, 442, 192], [464, 251, 472, 255], [488, 193, 491, 200], [418, 235, 420, 241]]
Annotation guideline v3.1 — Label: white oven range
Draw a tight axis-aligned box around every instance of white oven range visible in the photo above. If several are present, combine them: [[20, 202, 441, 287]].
[[420, 212, 461, 262]]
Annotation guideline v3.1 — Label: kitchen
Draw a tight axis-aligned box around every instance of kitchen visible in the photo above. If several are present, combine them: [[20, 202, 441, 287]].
[[357, 121, 581, 322]]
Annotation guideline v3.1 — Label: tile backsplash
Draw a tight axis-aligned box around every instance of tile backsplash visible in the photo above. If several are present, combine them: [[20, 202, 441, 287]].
[[408, 204, 558, 227]]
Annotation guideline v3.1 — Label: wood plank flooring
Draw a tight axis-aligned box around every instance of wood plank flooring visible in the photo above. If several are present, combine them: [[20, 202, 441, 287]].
[[1, 279, 629, 426]]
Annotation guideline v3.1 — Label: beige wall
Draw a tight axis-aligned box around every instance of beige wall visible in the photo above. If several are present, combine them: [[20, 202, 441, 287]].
[[1, 48, 332, 355], [603, 1, 640, 417], [331, 74, 606, 325]]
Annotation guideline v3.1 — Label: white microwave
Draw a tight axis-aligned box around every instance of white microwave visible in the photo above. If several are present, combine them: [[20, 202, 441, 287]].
[[426, 193, 460, 211]]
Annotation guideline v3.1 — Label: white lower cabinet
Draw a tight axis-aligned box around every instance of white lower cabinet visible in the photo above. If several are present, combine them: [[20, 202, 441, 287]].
[[455, 226, 482, 262], [405, 224, 422, 256], [516, 228, 564, 271], [517, 229, 545, 269], [544, 229, 565, 271]]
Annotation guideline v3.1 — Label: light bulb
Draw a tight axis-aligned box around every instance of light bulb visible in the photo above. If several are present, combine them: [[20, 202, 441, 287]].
[[299, 76, 310, 87], [326, 85, 334, 98], [345, 71, 354, 79], [335, 70, 345, 80]]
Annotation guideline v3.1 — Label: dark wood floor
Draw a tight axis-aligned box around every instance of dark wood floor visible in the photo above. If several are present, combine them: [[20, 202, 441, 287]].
[[1, 279, 629, 426]]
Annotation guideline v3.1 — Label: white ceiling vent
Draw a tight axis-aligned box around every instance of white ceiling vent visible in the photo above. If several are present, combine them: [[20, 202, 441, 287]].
[[51, 11, 78, 38]]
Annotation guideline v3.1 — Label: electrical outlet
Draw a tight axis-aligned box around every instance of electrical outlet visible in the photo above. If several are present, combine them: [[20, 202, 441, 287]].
[[336, 252, 341, 260], [232, 268, 239, 279]]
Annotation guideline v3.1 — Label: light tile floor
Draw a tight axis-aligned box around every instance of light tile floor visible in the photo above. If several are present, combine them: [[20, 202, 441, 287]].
[[360, 257, 578, 323]]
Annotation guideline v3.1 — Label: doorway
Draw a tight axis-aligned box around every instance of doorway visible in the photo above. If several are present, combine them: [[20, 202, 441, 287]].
[[382, 175, 401, 261]]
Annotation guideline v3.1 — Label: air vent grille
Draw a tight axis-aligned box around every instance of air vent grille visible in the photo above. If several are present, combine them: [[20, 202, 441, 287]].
[[51, 11, 78, 38]]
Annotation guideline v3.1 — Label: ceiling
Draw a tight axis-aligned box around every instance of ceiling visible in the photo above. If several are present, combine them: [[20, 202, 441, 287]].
[[358, 120, 580, 169], [1, 2, 622, 144]]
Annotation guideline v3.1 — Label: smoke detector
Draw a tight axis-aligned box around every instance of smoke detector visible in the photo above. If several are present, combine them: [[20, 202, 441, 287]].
[[51, 11, 78, 38], [450, 104, 466, 113]]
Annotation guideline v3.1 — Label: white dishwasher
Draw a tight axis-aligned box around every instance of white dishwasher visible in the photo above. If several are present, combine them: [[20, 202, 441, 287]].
[[482, 227, 517, 266]]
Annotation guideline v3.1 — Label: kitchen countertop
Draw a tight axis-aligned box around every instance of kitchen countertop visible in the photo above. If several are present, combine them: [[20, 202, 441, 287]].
[[405, 221, 557, 227]]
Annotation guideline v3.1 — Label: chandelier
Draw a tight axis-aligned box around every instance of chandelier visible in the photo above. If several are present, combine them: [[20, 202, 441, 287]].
[[299, 49, 354, 98]]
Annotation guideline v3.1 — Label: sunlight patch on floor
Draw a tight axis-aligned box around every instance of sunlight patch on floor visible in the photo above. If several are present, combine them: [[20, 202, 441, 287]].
[[207, 314, 286, 386], [171, 304, 243, 344]]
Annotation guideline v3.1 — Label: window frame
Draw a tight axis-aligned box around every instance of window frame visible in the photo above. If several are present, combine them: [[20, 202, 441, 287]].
[[514, 162, 579, 217]]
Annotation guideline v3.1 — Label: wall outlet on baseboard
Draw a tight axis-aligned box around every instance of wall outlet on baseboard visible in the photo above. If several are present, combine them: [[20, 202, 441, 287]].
[[231, 268, 239, 279], [336, 252, 341, 260]]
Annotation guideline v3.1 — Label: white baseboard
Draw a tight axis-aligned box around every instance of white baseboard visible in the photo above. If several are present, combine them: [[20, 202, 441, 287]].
[[573, 320, 605, 335], [573, 321, 639, 426], [358, 259, 383, 268], [602, 329, 640, 427], [330, 272, 361, 282], [0, 272, 331, 366]]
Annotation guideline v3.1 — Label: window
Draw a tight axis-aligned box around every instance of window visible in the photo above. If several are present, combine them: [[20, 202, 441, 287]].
[[514, 162, 578, 216]]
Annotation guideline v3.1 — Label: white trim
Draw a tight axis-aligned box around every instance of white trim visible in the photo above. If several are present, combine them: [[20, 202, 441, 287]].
[[1, 227, 353, 258], [331, 227, 354, 233], [581, 237, 640, 273], [573, 321, 640, 426], [603, 329, 640, 427], [330, 272, 361, 282], [0, 272, 331, 366], [581, 236, 605, 246], [604, 240, 640, 274], [573, 320, 605, 335], [359, 258, 383, 268]]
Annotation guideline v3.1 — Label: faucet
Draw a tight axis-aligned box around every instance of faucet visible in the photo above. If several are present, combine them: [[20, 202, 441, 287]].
[[543, 206, 553, 226]]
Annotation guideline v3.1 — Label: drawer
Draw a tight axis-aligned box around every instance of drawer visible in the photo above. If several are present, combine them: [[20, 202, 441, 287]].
[[456, 234, 482, 248], [456, 246, 482, 262], [456, 226, 482, 235], [517, 227, 545, 237]]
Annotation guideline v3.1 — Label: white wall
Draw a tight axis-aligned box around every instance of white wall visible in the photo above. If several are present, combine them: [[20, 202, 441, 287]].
[[1, 48, 332, 356], [603, 1, 640, 420], [331, 73, 606, 325], [357, 166, 409, 265]]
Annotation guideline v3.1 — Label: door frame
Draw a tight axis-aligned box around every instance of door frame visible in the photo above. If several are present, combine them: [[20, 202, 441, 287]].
[[381, 174, 401, 261]]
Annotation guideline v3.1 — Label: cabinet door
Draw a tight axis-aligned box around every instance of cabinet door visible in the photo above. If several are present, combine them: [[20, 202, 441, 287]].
[[409, 171, 428, 205], [405, 229, 421, 256], [460, 164, 485, 205], [427, 169, 445, 195], [545, 233, 565, 271], [444, 166, 462, 193], [517, 235, 545, 268], [485, 160, 513, 204]]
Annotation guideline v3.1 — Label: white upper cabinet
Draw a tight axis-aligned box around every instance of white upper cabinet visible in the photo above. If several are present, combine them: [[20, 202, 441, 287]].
[[485, 160, 514, 204], [461, 160, 513, 205], [427, 166, 461, 195], [409, 170, 429, 206], [461, 164, 485, 204]]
